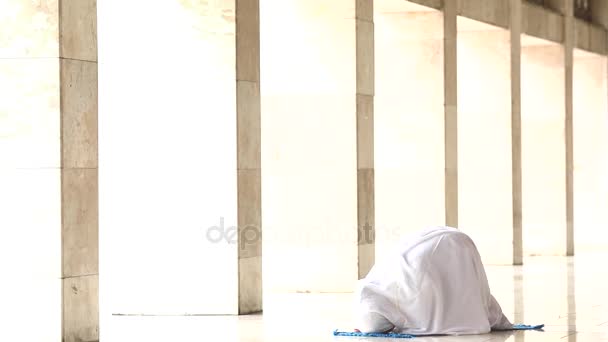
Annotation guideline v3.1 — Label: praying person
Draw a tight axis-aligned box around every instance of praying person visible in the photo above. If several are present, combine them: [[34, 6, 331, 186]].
[[355, 226, 513, 335]]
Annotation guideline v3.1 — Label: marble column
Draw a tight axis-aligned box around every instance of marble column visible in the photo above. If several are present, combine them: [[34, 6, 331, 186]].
[[521, 41, 567, 257], [60, 0, 99, 339], [98, 0, 261, 315], [510, 0, 523, 265], [356, 0, 375, 280], [374, 1, 445, 252], [261, 0, 371, 291], [236, 0, 263, 315], [0, 1, 98, 341], [457, 17, 514, 265], [564, 0, 575, 256], [444, 0, 458, 228]]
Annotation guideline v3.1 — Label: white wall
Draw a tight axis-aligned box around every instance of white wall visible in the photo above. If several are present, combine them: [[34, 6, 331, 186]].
[[0, 1, 61, 340], [457, 18, 513, 264], [521, 41, 567, 256], [98, 0, 239, 315], [374, 4, 445, 255], [573, 51, 608, 253], [261, 0, 359, 292]]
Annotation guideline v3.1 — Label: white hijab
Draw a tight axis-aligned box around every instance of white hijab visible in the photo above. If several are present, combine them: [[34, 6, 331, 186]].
[[356, 226, 512, 335]]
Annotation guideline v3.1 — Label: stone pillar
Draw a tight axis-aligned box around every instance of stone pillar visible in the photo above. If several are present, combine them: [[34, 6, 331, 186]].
[[0, 1, 99, 341], [510, 0, 523, 265], [444, 0, 458, 228], [98, 0, 260, 315], [374, 2, 445, 255], [236, 0, 263, 314], [60, 0, 99, 339], [261, 0, 368, 291], [564, 0, 575, 256], [356, 0, 375, 279]]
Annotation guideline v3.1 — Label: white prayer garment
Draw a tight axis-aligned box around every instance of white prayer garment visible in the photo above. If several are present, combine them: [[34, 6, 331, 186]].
[[355, 226, 512, 335]]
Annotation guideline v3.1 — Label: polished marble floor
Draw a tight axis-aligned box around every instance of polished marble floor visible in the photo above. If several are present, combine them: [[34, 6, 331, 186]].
[[103, 253, 608, 341]]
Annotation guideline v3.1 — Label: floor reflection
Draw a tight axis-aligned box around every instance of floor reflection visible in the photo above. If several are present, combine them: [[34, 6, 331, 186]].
[[103, 253, 608, 341], [568, 257, 577, 342], [514, 265, 525, 342]]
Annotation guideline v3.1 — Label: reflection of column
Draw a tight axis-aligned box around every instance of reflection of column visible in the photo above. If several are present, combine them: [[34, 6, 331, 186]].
[[510, 0, 523, 266], [261, 0, 362, 292], [356, 0, 375, 279], [0, 1, 99, 341], [564, 0, 575, 256], [444, 0, 458, 228], [513, 268, 525, 342], [99, 0, 260, 315], [567, 258, 576, 342]]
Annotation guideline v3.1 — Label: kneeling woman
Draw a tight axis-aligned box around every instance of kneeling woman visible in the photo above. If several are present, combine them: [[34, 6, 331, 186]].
[[356, 226, 512, 335]]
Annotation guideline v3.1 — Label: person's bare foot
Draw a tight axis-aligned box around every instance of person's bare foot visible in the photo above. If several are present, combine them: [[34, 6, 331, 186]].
[[354, 329, 361, 333]]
